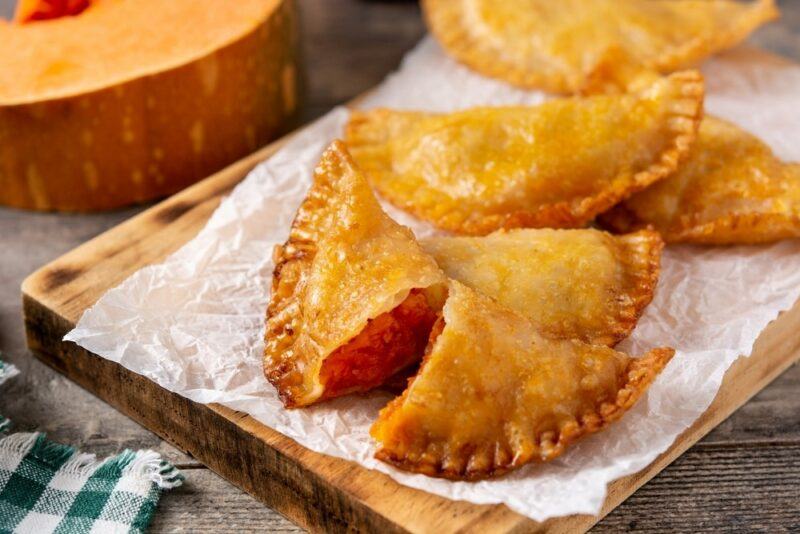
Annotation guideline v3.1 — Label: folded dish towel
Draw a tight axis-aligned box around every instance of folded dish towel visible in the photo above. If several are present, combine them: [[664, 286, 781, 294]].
[[0, 360, 183, 534]]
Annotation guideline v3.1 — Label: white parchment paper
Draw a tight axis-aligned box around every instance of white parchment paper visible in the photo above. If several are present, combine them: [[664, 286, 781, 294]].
[[66, 38, 800, 521]]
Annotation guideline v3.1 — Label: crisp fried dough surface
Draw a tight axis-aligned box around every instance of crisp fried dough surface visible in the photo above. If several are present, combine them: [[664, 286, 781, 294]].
[[422, 228, 663, 346], [422, 0, 777, 94], [371, 282, 674, 480], [264, 141, 445, 407], [601, 117, 800, 244], [346, 72, 703, 235]]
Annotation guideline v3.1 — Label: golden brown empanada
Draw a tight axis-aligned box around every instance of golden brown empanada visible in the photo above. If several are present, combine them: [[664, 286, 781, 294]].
[[264, 141, 446, 408], [423, 0, 777, 94], [346, 71, 704, 235], [371, 281, 674, 480], [601, 117, 800, 244], [422, 228, 663, 346]]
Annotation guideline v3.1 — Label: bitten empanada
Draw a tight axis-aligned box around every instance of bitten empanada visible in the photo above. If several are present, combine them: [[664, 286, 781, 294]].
[[371, 281, 674, 480], [601, 117, 800, 244], [422, 229, 663, 346], [422, 0, 777, 94], [346, 71, 703, 235], [264, 141, 446, 407]]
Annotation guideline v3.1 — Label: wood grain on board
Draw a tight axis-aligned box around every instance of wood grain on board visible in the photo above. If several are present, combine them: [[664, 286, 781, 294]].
[[21, 127, 800, 532]]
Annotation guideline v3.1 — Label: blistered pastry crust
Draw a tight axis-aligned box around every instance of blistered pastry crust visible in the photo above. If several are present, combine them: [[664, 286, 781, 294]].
[[346, 72, 703, 235], [422, 228, 662, 346], [371, 282, 674, 480], [601, 117, 800, 244], [422, 0, 777, 94]]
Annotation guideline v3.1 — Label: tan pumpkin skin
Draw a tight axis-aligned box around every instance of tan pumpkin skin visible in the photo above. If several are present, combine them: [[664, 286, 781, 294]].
[[0, 0, 299, 211]]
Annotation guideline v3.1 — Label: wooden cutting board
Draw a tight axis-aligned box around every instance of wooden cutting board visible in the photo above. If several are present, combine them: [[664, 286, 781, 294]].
[[20, 120, 800, 533]]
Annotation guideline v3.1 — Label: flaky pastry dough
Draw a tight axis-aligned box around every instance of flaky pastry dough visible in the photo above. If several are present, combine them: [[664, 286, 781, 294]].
[[422, 228, 663, 346], [371, 281, 674, 480], [422, 0, 777, 94], [601, 117, 800, 244], [264, 141, 446, 407], [346, 72, 703, 235]]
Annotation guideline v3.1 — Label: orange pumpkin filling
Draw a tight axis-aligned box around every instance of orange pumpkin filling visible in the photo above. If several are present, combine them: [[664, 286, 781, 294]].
[[371, 317, 445, 434], [319, 289, 437, 400], [15, 0, 95, 23]]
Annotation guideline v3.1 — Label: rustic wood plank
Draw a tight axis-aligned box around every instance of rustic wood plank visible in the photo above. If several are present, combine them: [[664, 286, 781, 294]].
[[299, 0, 425, 112], [147, 442, 800, 534], [702, 361, 800, 444], [149, 469, 304, 533], [594, 443, 800, 533]]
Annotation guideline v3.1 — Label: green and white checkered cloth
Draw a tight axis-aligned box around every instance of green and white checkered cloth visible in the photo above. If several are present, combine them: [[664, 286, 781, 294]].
[[0, 360, 183, 533], [0, 433, 183, 534]]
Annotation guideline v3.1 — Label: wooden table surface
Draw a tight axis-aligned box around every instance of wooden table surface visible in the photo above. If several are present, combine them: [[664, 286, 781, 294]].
[[1, 1, 799, 532]]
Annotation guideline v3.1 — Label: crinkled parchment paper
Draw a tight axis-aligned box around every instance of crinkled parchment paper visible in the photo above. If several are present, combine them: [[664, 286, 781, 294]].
[[66, 39, 800, 521]]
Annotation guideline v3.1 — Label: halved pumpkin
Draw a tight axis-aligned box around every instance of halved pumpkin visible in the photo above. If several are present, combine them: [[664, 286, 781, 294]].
[[0, 0, 299, 211]]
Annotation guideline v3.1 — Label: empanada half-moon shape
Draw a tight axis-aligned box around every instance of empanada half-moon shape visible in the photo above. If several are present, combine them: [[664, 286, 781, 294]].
[[422, 228, 663, 346], [371, 281, 674, 480], [422, 0, 777, 94], [346, 71, 703, 235], [264, 141, 446, 407], [601, 117, 800, 244]]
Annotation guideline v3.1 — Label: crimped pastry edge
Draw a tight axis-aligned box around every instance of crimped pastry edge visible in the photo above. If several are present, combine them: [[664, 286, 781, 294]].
[[372, 338, 675, 481]]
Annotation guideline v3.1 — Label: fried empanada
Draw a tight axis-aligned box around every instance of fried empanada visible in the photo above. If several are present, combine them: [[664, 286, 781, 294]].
[[346, 71, 703, 235], [422, 0, 777, 94], [601, 117, 800, 244], [421, 228, 663, 346], [371, 281, 674, 480], [264, 141, 446, 407]]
